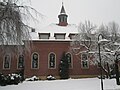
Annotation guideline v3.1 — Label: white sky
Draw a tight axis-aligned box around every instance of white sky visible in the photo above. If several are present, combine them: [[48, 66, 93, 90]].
[[28, 0, 120, 29]]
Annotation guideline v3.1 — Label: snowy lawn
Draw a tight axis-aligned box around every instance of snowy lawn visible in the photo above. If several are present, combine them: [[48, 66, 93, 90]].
[[0, 78, 120, 90]]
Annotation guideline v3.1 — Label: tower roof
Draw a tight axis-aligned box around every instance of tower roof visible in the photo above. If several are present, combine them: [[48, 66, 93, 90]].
[[60, 2, 66, 14]]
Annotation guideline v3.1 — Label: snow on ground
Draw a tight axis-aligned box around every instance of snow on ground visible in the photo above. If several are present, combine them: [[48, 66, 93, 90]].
[[0, 78, 120, 90]]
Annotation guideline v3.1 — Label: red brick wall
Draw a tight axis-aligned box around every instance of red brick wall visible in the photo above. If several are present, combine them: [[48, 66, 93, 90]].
[[0, 41, 101, 78], [58, 22, 68, 26], [24, 41, 70, 77], [24, 41, 100, 78], [0, 46, 22, 75]]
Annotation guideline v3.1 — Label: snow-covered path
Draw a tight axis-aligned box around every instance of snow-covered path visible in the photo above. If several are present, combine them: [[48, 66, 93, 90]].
[[0, 78, 120, 90]]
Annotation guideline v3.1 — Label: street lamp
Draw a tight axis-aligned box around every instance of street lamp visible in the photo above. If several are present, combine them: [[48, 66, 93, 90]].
[[115, 53, 120, 85], [98, 33, 120, 87], [98, 34, 104, 90]]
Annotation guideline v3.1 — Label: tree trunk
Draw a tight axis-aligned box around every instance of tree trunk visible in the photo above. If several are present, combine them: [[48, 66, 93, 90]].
[[107, 63, 111, 78], [115, 60, 120, 85]]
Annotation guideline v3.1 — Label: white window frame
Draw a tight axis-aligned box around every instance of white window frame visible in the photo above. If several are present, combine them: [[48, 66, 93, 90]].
[[3, 54, 11, 69], [48, 52, 56, 69], [66, 52, 73, 69], [81, 53, 89, 69], [31, 52, 39, 69], [17, 55, 24, 69]]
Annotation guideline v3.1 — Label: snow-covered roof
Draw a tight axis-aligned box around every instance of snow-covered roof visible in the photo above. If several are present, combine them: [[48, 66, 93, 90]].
[[29, 23, 78, 41], [40, 23, 78, 36], [29, 32, 39, 40]]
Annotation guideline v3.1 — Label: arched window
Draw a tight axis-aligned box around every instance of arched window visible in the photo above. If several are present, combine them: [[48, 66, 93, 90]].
[[81, 53, 89, 69], [59, 18, 61, 22], [61, 16, 63, 22], [66, 53, 73, 68], [18, 55, 24, 68], [31, 52, 39, 69], [63, 17, 65, 22], [48, 52, 56, 69], [65, 16, 67, 22], [3, 54, 11, 69]]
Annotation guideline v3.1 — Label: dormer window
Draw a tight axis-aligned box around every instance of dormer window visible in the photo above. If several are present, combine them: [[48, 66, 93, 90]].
[[39, 33, 50, 39], [68, 33, 76, 39], [54, 33, 66, 39]]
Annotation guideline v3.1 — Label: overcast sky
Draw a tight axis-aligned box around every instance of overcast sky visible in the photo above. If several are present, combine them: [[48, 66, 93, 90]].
[[29, 0, 120, 29]]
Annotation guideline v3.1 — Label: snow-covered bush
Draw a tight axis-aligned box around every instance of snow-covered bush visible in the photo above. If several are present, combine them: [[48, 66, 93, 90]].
[[0, 73, 23, 86], [47, 75, 56, 80], [8, 74, 21, 85], [0, 73, 7, 86], [26, 76, 39, 81]]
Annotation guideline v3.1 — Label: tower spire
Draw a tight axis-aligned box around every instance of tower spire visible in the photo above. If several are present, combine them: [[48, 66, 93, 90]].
[[60, 2, 66, 14], [62, 1, 63, 6], [58, 2, 68, 26]]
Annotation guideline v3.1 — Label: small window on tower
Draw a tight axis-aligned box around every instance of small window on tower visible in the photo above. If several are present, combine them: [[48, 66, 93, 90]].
[[61, 17, 63, 22], [65, 16, 67, 22], [63, 17, 65, 22]]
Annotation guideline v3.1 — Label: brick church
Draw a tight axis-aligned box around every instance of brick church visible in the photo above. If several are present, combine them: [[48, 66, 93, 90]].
[[0, 3, 100, 79]]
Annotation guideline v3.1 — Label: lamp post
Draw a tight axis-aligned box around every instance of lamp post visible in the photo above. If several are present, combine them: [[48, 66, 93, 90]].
[[98, 34, 104, 90], [115, 53, 120, 85]]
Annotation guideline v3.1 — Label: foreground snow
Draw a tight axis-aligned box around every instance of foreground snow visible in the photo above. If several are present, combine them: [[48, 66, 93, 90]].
[[0, 78, 120, 90]]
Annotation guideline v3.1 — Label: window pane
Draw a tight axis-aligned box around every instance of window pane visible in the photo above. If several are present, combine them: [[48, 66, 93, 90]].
[[49, 53, 55, 68], [18, 55, 24, 68], [81, 53, 89, 68], [39, 35, 49, 39], [4, 55, 10, 69], [32, 53, 39, 69], [82, 60, 88, 68], [82, 54, 87, 60], [55, 35, 65, 39]]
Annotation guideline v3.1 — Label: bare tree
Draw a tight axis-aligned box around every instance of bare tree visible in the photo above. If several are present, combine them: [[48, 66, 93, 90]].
[[0, 0, 42, 54], [70, 21, 120, 80], [70, 20, 97, 56]]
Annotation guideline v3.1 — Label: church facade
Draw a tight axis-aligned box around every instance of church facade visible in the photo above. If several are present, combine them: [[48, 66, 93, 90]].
[[0, 4, 101, 79]]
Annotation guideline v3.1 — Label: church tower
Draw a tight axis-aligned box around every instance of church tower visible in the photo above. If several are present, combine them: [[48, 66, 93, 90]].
[[58, 2, 68, 26]]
